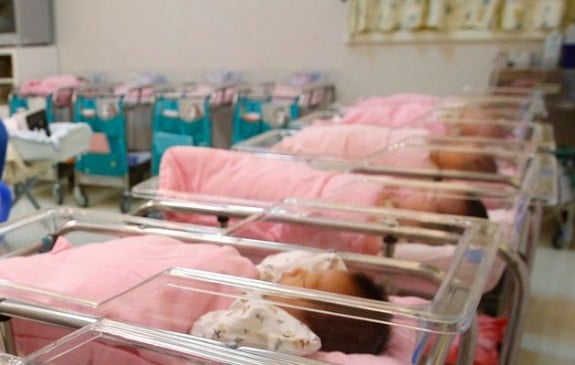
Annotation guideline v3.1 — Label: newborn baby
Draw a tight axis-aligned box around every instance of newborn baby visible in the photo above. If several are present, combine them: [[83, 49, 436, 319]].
[[191, 251, 390, 356], [270, 124, 499, 174]]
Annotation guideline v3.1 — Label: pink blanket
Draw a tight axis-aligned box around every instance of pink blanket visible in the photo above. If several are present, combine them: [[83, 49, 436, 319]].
[[0, 235, 424, 365], [325, 94, 440, 129], [159, 147, 385, 254], [351, 94, 441, 108], [339, 104, 433, 128], [19, 75, 84, 96], [0, 235, 258, 357], [271, 125, 430, 161]]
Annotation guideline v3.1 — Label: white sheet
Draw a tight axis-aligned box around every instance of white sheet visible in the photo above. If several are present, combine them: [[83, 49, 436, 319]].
[[9, 122, 93, 162]]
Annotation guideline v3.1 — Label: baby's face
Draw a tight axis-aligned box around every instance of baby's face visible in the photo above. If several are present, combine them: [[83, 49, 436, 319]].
[[429, 150, 497, 173], [458, 123, 507, 138], [279, 269, 361, 297], [397, 190, 471, 217]]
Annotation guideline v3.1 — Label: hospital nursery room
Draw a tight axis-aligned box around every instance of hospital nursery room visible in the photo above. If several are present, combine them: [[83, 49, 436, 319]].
[[0, 0, 574, 364]]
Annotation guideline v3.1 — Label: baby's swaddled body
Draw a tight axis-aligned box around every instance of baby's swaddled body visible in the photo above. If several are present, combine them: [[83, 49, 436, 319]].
[[191, 251, 420, 365]]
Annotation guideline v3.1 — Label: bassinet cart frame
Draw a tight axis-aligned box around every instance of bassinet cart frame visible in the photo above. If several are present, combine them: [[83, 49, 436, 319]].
[[231, 81, 336, 144], [8, 86, 79, 205], [72, 84, 154, 213]]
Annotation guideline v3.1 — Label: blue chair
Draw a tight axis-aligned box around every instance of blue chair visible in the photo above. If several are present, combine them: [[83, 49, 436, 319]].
[[0, 120, 12, 222]]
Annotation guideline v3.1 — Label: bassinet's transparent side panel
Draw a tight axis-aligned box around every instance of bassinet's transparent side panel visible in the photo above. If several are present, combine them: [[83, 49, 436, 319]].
[[93, 257, 494, 365], [131, 176, 270, 224], [410, 115, 540, 150], [357, 135, 532, 188], [23, 319, 277, 365], [130, 175, 161, 199], [0, 208, 79, 257], [434, 94, 535, 122], [0, 204, 475, 306], [461, 84, 548, 119], [132, 169, 528, 254], [224, 200, 500, 308], [288, 108, 344, 129], [233, 131, 534, 189], [0, 353, 24, 364], [319, 175, 527, 252], [232, 129, 302, 154], [0, 207, 223, 257], [0, 207, 498, 364]]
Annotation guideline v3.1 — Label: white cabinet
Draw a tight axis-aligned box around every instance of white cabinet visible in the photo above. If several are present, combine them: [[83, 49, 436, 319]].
[[0, 45, 59, 116]]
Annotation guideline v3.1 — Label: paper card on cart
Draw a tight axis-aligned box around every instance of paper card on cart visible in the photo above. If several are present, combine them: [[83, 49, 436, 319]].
[[25, 109, 50, 137], [88, 132, 111, 153]]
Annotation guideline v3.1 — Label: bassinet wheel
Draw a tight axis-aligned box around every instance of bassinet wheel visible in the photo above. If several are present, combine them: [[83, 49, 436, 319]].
[[73, 186, 89, 208], [52, 183, 64, 205], [120, 193, 131, 213]]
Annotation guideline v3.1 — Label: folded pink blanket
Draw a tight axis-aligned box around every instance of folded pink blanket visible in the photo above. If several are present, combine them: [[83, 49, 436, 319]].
[[19, 75, 84, 96]]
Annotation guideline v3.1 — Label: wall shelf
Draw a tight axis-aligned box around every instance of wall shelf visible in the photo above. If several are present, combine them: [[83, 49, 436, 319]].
[[346, 30, 549, 45], [0, 45, 59, 117]]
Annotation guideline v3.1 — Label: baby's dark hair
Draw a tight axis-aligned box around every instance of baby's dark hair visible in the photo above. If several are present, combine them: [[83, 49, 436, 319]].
[[466, 195, 489, 219], [299, 272, 392, 354]]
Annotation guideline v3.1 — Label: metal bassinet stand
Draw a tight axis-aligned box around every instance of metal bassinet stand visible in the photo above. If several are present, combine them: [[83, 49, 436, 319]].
[[72, 84, 153, 213]]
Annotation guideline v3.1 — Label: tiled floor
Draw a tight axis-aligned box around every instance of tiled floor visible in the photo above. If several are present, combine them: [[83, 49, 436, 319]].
[[517, 218, 575, 365], [5, 181, 575, 364]]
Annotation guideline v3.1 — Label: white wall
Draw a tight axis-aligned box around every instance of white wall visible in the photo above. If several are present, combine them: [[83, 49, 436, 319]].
[[53, 0, 542, 102]]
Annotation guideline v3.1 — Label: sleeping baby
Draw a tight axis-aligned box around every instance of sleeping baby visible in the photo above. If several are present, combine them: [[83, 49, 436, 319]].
[[191, 250, 391, 356], [269, 124, 499, 174]]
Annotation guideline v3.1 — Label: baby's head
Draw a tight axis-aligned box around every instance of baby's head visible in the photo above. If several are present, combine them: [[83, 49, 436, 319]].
[[435, 194, 489, 219], [460, 104, 518, 122], [398, 191, 489, 219], [429, 150, 498, 174], [457, 123, 507, 139], [278, 269, 391, 354]]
